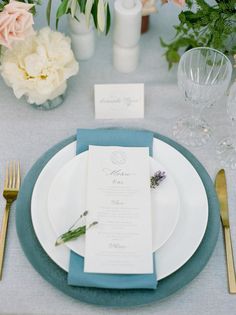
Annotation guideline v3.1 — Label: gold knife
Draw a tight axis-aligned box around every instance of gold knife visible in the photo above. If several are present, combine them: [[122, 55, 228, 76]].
[[215, 169, 236, 293]]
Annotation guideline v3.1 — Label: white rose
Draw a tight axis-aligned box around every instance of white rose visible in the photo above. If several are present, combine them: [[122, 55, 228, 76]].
[[0, 27, 79, 105]]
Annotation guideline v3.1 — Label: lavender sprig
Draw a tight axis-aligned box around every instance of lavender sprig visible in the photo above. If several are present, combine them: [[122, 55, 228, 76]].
[[150, 171, 166, 189], [68, 210, 88, 231], [55, 221, 98, 246], [55, 210, 97, 246], [55, 225, 86, 246]]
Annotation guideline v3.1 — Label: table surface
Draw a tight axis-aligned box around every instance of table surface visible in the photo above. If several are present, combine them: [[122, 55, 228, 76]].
[[0, 2, 236, 315]]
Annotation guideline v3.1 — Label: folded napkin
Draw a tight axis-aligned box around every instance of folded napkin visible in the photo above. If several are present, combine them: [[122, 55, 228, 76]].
[[68, 128, 157, 289]]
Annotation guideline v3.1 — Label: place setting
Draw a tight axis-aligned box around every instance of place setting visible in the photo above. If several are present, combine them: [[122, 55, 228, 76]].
[[0, 0, 236, 313], [12, 126, 219, 307]]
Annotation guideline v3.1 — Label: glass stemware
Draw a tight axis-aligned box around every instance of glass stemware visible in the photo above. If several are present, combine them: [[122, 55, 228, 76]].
[[216, 83, 236, 169], [173, 47, 232, 147]]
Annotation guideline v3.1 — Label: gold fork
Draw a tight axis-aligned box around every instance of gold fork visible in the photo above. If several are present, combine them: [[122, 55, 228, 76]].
[[0, 162, 20, 280]]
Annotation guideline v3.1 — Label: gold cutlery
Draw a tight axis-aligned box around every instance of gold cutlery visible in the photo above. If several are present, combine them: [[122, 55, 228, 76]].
[[0, 162, 20, 280], [215, 169, 236, 293]]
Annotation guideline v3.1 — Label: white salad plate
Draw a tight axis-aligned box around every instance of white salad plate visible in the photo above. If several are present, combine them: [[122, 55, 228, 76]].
[[31, 138, 208, 280], [47, 152, 180, 256]]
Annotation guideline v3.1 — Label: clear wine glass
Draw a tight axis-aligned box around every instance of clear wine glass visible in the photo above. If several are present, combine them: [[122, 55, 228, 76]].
[[173, 47, 232, 147], [216, 83, 236, 169]]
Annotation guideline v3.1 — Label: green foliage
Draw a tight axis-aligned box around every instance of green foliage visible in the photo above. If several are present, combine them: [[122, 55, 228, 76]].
[[53, 0, 111, 34], [56, 0, 69, 29], [0, 1, 8, 11], [105, 2, 111, 35], [161, 0, 236, 69], [46, 0, 52, 25]]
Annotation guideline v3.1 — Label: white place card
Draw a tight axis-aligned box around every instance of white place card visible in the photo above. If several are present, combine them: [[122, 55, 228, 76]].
[[94, 83, 144, 119], [84, 146, 153, 274]]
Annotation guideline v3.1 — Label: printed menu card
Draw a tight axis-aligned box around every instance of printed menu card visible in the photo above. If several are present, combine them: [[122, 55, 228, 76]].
[[84, 146, 153, 274]]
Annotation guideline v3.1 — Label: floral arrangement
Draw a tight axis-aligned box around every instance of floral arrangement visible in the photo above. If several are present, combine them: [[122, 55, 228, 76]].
[[0, 1, 78, 106], [47, 0, 111, 34], [0, 27, 79, 105], [161, 0, 236, 68]]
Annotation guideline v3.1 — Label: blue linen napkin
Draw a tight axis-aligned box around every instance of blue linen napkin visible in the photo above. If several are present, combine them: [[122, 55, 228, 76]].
[[68, 128, 157, 289]]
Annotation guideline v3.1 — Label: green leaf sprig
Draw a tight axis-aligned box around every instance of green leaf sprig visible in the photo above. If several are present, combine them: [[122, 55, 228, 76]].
[[46, 0, 111, 34], [55, 210, 98, 246], [161, 0, 236, 69]]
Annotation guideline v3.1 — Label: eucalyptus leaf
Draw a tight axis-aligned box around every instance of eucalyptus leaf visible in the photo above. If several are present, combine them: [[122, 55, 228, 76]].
[[85, 0, 93, 27], [56, 0, 70, 28], [91, 0, 98, 29], [79, 0, 87, 12], [97, 0, 105, 32], [105, 2, 111, 35], [70, 0, 78, 18], [46, 0, 52, 25]]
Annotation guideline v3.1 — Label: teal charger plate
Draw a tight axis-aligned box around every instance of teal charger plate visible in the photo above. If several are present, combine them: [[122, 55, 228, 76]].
[[15, 132, 220, 307]]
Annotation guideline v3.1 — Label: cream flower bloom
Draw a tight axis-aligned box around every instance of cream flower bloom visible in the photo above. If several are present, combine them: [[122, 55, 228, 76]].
[[0, 27, 79, 105]]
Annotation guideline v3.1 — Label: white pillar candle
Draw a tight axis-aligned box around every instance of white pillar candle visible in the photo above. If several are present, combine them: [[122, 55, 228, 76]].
[[123, 0, 135, 9], [113, 0, 142, 48], [68, 12, 95, 61], [113, 43, 139, 73], [113, 0, 142, 73]]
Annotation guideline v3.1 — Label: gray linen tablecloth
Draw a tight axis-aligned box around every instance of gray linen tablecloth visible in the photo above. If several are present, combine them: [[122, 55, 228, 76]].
[[0, 2, 236, 315]]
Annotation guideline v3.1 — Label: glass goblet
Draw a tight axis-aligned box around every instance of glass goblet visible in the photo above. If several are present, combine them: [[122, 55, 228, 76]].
[[216, 83, 236, 169], [173, 47, 232, 147]]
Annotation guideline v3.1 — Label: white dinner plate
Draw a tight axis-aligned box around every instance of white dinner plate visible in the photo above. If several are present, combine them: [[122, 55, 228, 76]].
[[47, 152, 180, 256], [31, 138, 208, 280]]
